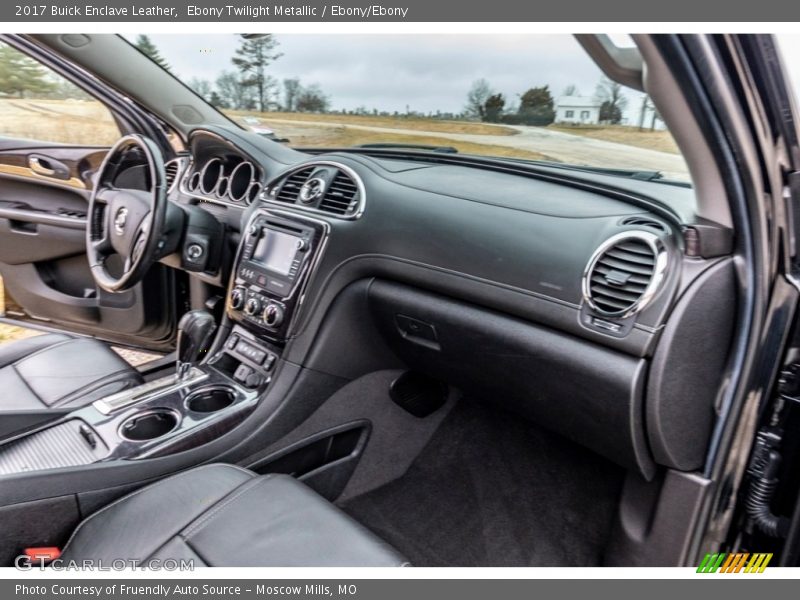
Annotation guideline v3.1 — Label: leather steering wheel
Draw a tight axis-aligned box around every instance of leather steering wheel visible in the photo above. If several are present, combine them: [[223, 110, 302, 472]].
[[87, 135, 167, 293]]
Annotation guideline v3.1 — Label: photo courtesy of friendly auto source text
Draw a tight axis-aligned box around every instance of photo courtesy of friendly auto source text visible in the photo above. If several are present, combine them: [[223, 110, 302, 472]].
[[0, 0, 800, 594]]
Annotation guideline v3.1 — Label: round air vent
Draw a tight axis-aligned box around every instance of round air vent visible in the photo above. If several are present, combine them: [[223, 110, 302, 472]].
[[582, 231, 668, 319]]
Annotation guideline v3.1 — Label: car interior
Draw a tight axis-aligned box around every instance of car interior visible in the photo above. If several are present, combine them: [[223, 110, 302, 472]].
[[0, 33, 794, 567]]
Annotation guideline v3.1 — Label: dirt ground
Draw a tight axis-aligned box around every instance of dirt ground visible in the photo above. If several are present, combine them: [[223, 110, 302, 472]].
[[1, 278, 161, 368], [548, 123, 680, 155]]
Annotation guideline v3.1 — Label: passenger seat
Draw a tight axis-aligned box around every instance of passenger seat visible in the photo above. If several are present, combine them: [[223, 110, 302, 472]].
[[60, 464, 407, 567]]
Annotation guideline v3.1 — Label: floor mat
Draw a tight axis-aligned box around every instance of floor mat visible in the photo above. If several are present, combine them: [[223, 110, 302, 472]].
[[340, 399, 625, 566]]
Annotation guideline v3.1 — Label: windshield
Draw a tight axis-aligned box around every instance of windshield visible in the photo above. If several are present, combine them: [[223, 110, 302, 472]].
[[125, 34, 690, 182]]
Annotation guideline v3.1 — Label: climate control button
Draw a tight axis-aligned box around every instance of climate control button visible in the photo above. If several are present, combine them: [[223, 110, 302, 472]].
[[229, 287, 246, 310], [244, 297, 262, 316], [263, 303, 284, 328]]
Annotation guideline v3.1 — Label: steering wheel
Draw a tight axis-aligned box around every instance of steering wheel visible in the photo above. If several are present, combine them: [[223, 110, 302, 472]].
[[87, 135, 168, 293]]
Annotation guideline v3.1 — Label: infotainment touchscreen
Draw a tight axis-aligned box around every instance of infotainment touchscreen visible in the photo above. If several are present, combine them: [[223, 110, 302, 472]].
[[251, 230, 298, 276]]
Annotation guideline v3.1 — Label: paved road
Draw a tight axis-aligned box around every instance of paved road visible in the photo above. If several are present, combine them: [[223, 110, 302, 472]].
[[266, 118, 689, 181]]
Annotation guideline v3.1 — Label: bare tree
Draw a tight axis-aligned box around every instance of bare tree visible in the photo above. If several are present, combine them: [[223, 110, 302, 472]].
[[595, 77, 628, 124], [296, 84, 329, 113], [216, 70, 255, 110], [563, 84, 579, 96], [231, 34, 283, 112], [637, 94, 662, 130], [283, 78, 302, 112], [188, 77, 212, 101], [465, 78, 493, 120]]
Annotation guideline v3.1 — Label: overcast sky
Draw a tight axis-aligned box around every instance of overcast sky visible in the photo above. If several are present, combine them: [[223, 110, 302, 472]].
[[777, 35, 800, 107], [140, 34, 649, 118]]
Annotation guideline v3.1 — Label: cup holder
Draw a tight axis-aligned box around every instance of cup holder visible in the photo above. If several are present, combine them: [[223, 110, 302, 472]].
[[120, 409, 179, 442], [186, 386, 236, 413]]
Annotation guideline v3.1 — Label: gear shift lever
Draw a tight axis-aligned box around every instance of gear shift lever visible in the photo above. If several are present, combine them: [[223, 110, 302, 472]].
[[176, 310, 217, 380]]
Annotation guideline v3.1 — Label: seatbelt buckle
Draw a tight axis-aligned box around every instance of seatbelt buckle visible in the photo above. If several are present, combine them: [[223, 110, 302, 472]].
[[23, 547, 61, 564]]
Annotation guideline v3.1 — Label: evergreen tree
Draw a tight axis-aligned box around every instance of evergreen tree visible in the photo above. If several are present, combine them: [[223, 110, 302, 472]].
[[0, 43, 55, 98], [134, 35, 171, 73], [518, 85, 555, 126], [483, 93, 505, 122]]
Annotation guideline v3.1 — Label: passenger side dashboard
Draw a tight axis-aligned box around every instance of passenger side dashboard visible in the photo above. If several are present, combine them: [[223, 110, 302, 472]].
[[176, 128, 736, 480], [258, 152, 734, 480]]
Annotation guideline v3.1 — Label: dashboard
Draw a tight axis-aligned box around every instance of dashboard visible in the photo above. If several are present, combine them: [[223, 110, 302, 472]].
[[169, 127, 728, 356], [168, 125, 735, 479]]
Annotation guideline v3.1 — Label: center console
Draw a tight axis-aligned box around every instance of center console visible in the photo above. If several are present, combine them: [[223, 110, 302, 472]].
[[227, 211, 328, 342], [0, 210, 329, 476]]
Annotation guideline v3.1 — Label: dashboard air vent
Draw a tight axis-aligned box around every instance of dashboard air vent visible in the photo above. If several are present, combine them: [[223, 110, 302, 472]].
[[164, 158, 183, 192], [620, 216, 667, 233], [276, 167, 315, 203], [582, 231, 667, 318], [319, 171, 360, 216]]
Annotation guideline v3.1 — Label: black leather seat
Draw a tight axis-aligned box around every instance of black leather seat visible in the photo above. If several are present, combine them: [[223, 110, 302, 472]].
[[60, 464, 408, 567], [0, 333, 142, 410]]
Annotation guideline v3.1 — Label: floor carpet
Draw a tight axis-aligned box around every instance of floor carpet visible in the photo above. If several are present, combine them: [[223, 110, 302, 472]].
[[340, 399, 624, 566]]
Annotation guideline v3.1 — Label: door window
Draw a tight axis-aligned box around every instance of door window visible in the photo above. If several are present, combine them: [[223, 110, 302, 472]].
[[0, 42, 120, 146]]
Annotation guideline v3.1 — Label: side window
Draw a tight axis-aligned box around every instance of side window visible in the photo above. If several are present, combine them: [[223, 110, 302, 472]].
[[0, 42, 120, 146]]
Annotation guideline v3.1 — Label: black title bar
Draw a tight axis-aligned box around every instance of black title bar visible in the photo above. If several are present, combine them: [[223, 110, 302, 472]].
[[3, 0, 800, 22]]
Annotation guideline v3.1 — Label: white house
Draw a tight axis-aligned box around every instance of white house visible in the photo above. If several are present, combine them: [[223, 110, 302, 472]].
[[554, 95, 601, 125]]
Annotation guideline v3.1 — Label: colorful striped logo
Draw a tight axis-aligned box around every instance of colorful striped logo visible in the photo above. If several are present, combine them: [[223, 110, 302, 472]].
[[696, 553, 773, 573]]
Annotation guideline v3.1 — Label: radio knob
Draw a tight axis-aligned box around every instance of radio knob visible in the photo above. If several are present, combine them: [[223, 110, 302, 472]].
[[244, 297, 261, 316], [229, 287, 246, 310], [263, 303, 284, 328], [248, 224, 262, 237]]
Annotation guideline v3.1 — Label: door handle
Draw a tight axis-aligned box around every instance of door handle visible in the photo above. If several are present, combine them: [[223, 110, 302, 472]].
[[29, 156, 55, 176], [28, 155, 70, 180]]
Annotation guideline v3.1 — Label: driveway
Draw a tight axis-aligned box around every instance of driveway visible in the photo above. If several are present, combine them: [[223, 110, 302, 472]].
[[265, 118, 689, 181]]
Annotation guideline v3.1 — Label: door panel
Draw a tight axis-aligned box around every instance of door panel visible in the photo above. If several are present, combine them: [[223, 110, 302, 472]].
[[0, 140, 176, 350]]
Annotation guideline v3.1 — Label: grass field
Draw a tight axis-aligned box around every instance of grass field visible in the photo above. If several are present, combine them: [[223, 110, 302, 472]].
[[548, 123, 679, 155], [1, 98, 679, 163], [227, 110, 519, 136], [256, 123, 552, 161], [0, 98, 120, 146]]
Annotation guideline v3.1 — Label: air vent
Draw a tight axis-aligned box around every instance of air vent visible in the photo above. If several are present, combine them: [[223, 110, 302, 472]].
[[319, 171, 360, 216], [164, 158, 183, 192], [620, 216, 668, 233], [275, 167, 315, 203], [582, 231, 667, 318], [266, 162, 365, 219]]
